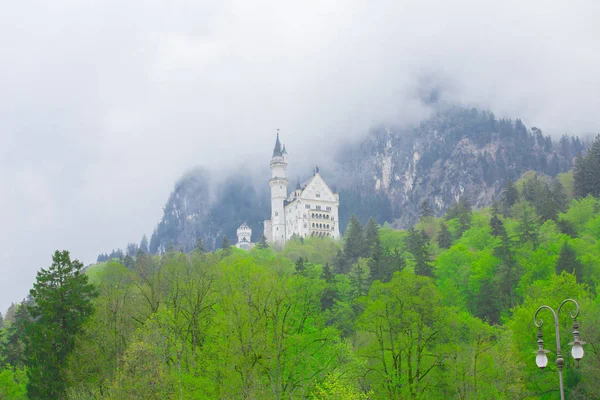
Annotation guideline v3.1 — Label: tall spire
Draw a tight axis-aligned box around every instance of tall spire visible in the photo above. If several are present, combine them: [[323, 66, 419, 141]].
[[272, 129, 283, 157]]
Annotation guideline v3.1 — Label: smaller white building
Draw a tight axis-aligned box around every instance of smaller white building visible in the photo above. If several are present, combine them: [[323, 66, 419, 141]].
[[235, 222, 254, 251]]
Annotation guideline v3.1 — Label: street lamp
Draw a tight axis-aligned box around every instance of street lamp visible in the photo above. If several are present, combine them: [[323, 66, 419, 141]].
[[533, 299, 584, 400]]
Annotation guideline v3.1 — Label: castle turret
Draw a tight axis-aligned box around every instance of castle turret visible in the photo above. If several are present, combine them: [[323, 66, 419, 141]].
[[268, 131, 288, 246], [236, 222, 253, 251]]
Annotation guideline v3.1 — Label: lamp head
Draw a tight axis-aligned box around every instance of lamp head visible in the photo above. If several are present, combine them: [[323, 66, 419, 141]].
[[536, 350, 549, 369], [570, 320, 586, 361]]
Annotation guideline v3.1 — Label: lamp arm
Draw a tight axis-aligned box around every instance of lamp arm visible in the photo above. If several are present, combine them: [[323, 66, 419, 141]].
[[534, 305, 558, 329], [557, 299, 580, 320]]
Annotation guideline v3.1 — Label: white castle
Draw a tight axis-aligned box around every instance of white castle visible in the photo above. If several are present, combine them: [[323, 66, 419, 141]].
[[235, 222, 253, 251], [263, 132, 340, 247]]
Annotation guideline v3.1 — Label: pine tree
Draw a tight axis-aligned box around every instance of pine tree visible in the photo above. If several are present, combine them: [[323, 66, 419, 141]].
[[408, 228, 433, 277], [490, 203, 506, 237], [344, 215, 365, 263], [501, 180, 519, 215], [574, 135, 600, 198], [550, 179, 568, 213], [419, 199, 434, 220], [558, 219, 578, 238], [556, 242, 583, 282], [257, 234, 269, 249], [321, 263, 334, 283], [25, 250, 97, 398], [517, 205, 539, 249], [2, 300, 31, 369], [295, 257, 306, 275], [139, 234, 149, 254], [437, 223, 452, 249], [221, 236, 231, 251], [196, 238, 206, 253], [457, 197, 472, 236], [363, 217, 380, 258]]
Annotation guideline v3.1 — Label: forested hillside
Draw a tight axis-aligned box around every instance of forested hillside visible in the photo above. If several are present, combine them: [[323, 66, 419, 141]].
[[2, 139, 600, 399], [115, 106, 585, 255]]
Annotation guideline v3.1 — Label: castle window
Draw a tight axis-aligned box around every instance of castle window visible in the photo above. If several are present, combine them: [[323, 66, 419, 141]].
[[312, 213, 315, 218], [316, 192, 320, 198], [326, 206, 331, 211], [304, 223, 307, 228], [275, 211, 278, 216], [280, 186, 282, 189], [312, 223, 315, 227], [316, 205, 321, 210], [305, 204, 310, 209]]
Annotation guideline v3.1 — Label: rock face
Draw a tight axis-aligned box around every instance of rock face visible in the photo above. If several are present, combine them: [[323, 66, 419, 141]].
[[335, 107, 582, 228], [148, 106, 583, 252]]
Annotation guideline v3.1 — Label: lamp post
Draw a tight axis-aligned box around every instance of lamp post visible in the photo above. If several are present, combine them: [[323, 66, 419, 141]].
[[533, 299, 584, 400]]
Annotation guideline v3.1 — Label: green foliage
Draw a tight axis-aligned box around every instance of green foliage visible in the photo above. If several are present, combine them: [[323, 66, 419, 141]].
[[25, 250, 97, 399], [0, 366, 27, 400], [344, 215, 365, 265], [7, 185, 600, 399]]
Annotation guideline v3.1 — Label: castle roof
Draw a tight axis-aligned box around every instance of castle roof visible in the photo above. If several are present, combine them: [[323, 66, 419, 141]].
[[282, 144, 288, 155], [272, 132, 283, 157]]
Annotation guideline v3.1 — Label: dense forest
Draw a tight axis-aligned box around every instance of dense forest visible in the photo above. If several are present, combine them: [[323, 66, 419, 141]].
[[1, 136, 600, 399]]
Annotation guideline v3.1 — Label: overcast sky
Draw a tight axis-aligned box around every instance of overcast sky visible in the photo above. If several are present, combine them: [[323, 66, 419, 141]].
[[1, 0, 599, 312]]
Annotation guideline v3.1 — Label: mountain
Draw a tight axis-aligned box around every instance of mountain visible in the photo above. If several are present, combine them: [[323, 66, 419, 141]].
[[146, 106, 584, 252], [335, 106, 583, 228], [148, 168, 269, 253]]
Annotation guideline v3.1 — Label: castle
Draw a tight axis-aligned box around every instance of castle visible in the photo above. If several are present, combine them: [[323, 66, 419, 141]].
[[235, 222, 253, 251], [262, 133, 340, 247]]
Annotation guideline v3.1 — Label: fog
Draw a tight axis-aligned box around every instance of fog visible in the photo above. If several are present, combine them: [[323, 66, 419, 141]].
[[1, 0, 599, 312]]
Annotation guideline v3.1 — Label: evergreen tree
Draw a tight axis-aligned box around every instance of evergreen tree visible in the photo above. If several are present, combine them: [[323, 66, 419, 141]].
[[2, 300, 31, 369], [437, 223, 452, 249], [0, 312, 3, 330], [344, 215, 365, 263], [25, 250, 97, 398], [123, 255, 135, 270], [517, 205, 539, 249], [550, 179, 568, 213], [320, 263, 336, 311], [333, 249, 348, 274], [295, 257, 306, 275], [126, 243, 139, 257], [556, 243, 583, 282], [419, 199, 434, 220], [494, 232, 519, 309], [501, 180, 519, 215], [256, 234, 269, 249], [475, 276, 501, 325], [363, 217, 380, 258], [408, 228, 433, 277], [574, 135, 600, 198], [558, 219, 578, 238], [196, 238, 206, 253], [321, 263, 334, 283], [490, 203, 506, 237], [221, 236, 231, 251], [139, 234, 149, 254]]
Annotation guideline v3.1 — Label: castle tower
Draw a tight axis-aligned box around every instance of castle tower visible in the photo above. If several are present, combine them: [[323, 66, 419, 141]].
[[269, 131, 288, 246], [235, 222, 252, 251]]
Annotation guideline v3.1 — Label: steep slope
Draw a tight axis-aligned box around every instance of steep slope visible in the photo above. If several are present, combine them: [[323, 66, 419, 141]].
[[144, 106, 584, 253], [336, 107, 583, 227], [149, 169, 269, 252]]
